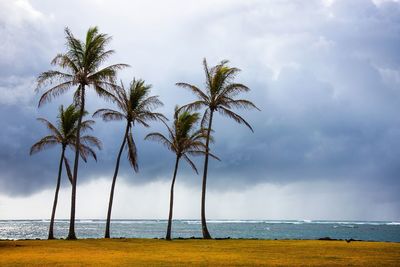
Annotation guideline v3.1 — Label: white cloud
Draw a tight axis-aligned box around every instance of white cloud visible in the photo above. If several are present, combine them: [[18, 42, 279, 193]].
[[0, 76, 36, 105], [372, 0, 400, 4], [0, 0, 44, 25]]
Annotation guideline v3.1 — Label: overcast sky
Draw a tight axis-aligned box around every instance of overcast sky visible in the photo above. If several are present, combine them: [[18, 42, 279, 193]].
[[0, 0, 399, 221]]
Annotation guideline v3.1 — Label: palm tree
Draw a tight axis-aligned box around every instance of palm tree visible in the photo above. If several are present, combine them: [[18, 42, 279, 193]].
[[176, 58, 259, 239], [145, 107, 219, 240], [30, 104, 101, 239], [93, 78, 166, 238], [36, 26, 128, 239]]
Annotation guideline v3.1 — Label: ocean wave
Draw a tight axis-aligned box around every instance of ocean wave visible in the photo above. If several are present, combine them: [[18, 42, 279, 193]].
[[76, 220, 161, 224], [333, 222, 381, 225], [184, 221, 201, 225], [77, 220, 97, 223], [302, 221, 391, 226], [183, 220, 266, 224], [208, 220, 266, 224], [181, 220, 314, 224], [115, 220, 163, 224]]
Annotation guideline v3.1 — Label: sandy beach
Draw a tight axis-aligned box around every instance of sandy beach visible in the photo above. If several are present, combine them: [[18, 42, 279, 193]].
[[0, 238, 399, 266]]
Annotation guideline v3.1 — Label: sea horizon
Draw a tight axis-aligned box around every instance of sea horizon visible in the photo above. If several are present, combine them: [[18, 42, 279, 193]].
[[1, 218, 400, 224]]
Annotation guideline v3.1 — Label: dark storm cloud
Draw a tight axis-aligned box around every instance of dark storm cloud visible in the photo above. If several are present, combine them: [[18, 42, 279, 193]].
[[0, 0, 400, 208]]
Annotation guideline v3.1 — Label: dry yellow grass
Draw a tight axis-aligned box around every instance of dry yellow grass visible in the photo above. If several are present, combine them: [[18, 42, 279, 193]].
[[0, 238, 399, 266]]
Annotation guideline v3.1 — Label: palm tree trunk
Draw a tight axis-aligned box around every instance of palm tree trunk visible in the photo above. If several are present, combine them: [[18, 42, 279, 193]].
[[67, 85, 85, 240], [48, 146, 66, 240], [166, 155, 180, 241], [105, 123, 129, 238], [201, 110, 214, 239]]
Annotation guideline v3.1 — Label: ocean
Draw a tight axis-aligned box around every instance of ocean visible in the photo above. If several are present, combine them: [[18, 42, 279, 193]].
[[1, 220, 399, 242]]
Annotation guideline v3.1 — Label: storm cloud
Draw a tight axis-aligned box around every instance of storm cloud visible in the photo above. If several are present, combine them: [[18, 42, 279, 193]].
[[0, 0, 399, 219]]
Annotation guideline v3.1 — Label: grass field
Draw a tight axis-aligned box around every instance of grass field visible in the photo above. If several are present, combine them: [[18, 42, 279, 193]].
[[0, 238, 399, 266]]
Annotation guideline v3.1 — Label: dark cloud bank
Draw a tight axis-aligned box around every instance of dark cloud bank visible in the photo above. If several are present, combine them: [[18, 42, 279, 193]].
[[0, 0, 399, 217]]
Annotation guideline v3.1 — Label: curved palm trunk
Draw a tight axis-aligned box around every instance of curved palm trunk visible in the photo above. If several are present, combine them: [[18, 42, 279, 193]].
[[67, 86, 85, 240], [48, 146, 66, 239], [105, 123, 130, 238], [201, 110, 214, 239], [166, 156, 180, 241]]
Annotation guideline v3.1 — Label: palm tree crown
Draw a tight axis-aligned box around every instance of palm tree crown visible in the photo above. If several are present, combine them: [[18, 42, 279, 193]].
[[94, 78, 166, 171], [36, 26, 129, 107], [177, 58, 260, 128], [145, 107, 218, 173], [30, 104, 102, 161]]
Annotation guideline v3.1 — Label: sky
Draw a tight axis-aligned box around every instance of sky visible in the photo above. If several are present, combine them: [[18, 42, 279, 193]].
[[0, 0, 399, 221]]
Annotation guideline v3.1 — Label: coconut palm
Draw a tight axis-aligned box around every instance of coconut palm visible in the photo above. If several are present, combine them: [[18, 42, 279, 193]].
[[30, 104, 102, 239], [36, 26, 128, 239], [145, 107, 219, 240], [93, 78, 166, 238], [176, 58, 259, 239]]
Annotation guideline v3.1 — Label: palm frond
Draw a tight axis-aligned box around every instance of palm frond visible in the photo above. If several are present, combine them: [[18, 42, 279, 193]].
[[36, 70, 73, 91], [200, 108, 210, 129], [137, 112, 168, 126], [176, 83, 209, 101], [126, 129, 139, 172], [91, 82, 117, 100], [88, 49, 115, 71], [38, 81, 74, 107], [202, 58, 213, 90], [145, 132, 174, 152], [220, 83, 250, 98], [64, 157, 73, 185], [64, 27, 84, 68], [80, 135, 102, 150], [218, 107, 254, 132], [93, 108, 125, 121], [79, 144, 98, 162], [80, 120, 95, 132], [88, 64, 129, 83], [72, 85, 82, 107], [51, 54, 79, 73], [136, 95, 164, 112], [186, 150, 221, 161], [30, 136, 59, 155], [179, 100, 208, 113], [36, 118, 62, 137], [182, 154, 198, 174], [222, 98, 260, 111]]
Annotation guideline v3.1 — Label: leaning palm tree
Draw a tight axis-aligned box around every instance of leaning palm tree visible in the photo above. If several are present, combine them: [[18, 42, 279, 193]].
[[93, 78, 166, 238], [177, 58, 259, 239], [145, 107, 219, 240], [30, 104, 102, 239], [36, 26, 128, 239]]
